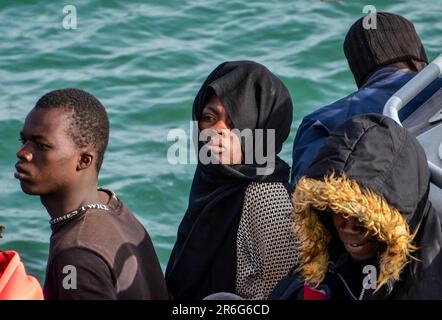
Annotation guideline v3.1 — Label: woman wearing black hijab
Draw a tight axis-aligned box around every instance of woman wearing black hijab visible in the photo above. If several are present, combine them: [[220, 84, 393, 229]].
[[166, 61, 300, 300]]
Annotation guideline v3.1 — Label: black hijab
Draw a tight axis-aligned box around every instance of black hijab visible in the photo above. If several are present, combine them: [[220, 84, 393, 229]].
[[165, 61, 293, 300]]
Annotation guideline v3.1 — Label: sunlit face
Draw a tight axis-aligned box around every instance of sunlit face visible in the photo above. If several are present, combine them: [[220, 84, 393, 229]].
[[198, 95, 243, 165], [332, 213, 380, 262], [15, 108, 81, 195]]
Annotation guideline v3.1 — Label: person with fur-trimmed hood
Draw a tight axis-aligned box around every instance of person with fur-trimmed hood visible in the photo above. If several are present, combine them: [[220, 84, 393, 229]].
[[271, 114, 442, 300]]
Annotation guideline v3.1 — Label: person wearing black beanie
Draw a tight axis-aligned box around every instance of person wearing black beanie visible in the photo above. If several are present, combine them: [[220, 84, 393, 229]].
[[344, 12, 428, 88], [291, 12, 442, 185]]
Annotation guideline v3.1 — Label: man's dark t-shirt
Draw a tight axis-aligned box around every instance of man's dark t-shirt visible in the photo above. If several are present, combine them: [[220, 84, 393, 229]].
[[43, 189, 169, 300]]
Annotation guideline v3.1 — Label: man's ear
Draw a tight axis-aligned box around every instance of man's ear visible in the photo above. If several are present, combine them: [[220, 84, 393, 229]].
[[410, 59, 426, 72], [77, 151, 95, 171]]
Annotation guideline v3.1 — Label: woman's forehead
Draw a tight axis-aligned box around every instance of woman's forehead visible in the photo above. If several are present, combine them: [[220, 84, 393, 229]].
[[202, 96, 226, 113]]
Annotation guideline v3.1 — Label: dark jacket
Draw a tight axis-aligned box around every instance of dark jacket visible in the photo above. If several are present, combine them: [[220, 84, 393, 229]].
[[291, 68, 442, 184], [274, 114, 442, 300]]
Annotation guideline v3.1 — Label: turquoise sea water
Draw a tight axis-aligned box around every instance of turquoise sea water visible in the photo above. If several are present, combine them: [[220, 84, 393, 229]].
[[1, 0, 441, 284]]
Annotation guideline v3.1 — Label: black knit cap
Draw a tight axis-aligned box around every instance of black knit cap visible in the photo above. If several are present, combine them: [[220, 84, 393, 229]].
[[344, 12, 428, 88]]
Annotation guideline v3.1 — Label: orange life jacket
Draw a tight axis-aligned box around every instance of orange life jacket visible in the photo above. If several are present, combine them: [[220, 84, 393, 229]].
[[0, 250, 43, 300]]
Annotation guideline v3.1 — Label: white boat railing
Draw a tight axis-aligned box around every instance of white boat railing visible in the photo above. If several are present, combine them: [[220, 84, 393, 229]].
[[383, 54, 442, 187]]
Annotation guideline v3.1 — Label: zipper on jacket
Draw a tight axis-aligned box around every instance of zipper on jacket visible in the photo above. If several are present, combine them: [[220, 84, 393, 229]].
[[334, 271, 366, 300]]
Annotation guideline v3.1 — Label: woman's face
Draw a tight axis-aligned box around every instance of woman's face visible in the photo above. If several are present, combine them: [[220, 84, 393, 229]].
[[332, 213, 380, 262], [198, 95, 243, 165]]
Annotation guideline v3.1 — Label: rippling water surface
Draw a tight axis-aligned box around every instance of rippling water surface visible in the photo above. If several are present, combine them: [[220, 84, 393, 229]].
[[1, 0, 441, 282]]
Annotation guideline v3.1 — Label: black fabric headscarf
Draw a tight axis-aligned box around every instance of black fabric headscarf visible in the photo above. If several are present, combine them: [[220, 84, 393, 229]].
[[165, 61, 293, 300]]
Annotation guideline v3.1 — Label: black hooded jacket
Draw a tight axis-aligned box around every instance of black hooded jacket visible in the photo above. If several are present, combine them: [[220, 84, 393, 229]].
[[273, 114, 442, 300], [166, 61, 293, 300]]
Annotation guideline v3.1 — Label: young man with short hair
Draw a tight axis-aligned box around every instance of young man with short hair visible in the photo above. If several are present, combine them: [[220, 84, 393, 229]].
[[15, 88, 168, 299]]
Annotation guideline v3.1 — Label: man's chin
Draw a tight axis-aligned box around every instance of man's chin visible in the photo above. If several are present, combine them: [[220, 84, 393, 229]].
[[19, 181, 43, 195]]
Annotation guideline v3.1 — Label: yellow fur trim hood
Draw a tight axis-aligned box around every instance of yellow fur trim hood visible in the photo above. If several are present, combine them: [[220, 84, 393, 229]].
[[291, 174, 417, 290]]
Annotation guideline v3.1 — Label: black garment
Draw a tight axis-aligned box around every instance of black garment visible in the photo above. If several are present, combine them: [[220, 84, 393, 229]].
[[45, 248, 117, 299], [166, 61, 293, 300], [303, 114, 441, 299], [44, 189, 169, 300], [271, 254, 370, 300], [344, 12, 428, 88]]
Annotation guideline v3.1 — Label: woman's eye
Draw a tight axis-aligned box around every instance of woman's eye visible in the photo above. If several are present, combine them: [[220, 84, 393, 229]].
[[202, 115, 215, 122]]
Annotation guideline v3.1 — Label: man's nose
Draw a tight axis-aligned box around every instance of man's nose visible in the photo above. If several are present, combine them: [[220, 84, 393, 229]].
[[16, 145, 33, 162]]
